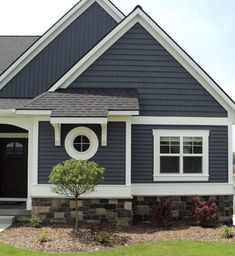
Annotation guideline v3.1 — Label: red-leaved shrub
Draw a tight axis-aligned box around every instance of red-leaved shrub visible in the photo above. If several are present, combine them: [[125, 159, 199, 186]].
[[150, 198, 172, 225], [191, 197, 218, 227]]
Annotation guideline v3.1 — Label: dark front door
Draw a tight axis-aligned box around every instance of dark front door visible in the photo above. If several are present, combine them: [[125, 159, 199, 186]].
[[0, 138, 28, 198]]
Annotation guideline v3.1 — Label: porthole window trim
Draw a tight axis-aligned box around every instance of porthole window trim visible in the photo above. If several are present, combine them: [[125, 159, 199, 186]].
[[65, 127, 99, 160]]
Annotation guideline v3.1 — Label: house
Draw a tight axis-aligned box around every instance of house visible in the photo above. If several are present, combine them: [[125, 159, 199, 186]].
[[0, 0, 234, 224]]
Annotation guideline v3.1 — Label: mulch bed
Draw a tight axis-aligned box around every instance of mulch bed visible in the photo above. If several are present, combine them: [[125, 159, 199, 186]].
[[0, 222, 235, 253]]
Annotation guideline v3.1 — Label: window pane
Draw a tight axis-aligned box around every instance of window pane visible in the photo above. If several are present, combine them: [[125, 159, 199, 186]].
[[73, 135, 90, 153], [74, 136, 82, 144], [183, 157, 202, 174], [183, 137, 202, 154], [5, 142, 14, 154], [171, 146, 180, 154], [183, 145, 192, 154], [82, 144, 90, 152], [160, 156, 180, 173], [194, 146, 202, 154], [160, 136, 180, 154], [160, 146, 169, 153], [14, 142, 24, 154]]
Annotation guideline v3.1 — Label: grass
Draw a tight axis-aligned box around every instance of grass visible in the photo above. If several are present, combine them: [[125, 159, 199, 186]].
[[1, 241, 235, 256]]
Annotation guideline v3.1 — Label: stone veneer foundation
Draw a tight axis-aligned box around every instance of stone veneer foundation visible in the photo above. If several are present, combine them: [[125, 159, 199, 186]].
[[32, 195, 233, 225]]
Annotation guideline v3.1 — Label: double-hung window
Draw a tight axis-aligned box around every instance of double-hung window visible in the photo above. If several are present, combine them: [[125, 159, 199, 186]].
[[153, 130, 209, 181]]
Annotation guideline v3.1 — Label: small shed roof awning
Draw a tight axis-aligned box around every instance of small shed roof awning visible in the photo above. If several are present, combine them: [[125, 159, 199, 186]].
[[18, 88, 139, 117]]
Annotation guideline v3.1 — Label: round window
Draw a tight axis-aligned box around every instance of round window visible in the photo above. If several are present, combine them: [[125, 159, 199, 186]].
[[73, 135, 90, 152], [65, 127, 99, 160]]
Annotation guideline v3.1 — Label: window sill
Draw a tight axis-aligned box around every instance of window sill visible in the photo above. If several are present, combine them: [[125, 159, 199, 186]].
[[153, 175, 209, 182]]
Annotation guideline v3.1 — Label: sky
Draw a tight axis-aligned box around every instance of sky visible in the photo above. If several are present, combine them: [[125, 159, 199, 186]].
[[0, 0, 235, 143]]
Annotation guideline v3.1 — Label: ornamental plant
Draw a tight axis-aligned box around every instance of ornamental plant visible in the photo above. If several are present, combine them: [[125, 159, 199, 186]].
[[49, 159, 104, 234], [191, 197, 218, 227], [150, 198, 172, 225]]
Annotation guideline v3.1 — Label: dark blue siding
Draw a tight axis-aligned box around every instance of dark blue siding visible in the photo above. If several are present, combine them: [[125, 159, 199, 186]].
[[71, 23, 227, 117], [0, 3, 117, 98], [132, 125, 228, 183], [38, 122, 125, 185]]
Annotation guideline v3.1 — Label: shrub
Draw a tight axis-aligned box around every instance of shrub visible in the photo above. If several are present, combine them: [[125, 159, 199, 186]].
[[221, 225, 233, 239], [37, 231, 48, 243], [150, 198, 172, 225], [30, 215, 44, 228], [191, 197, 218, 227], [49, 159, 104, 234], [95, 231, 110, 244]]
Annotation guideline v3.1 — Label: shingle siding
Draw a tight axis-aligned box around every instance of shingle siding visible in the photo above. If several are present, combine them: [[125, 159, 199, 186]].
[[132, 125, 228, 183], [71, 23, 227, 117], [0, 3, 117, 98], [38, 122, 126, 185]]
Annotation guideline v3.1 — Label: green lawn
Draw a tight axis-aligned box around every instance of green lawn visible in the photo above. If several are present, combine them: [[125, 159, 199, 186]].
[[1, 241, 235, 256]]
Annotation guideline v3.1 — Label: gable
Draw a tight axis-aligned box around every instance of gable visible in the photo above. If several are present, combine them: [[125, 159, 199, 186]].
[[0, 2, 117, 98], [68, 23, 227, 117]]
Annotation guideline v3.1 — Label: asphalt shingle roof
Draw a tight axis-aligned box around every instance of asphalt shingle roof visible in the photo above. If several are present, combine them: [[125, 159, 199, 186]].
[[19, 88, 139, 117], [0, 98, 31, 110], [0, 36, 39, 74]]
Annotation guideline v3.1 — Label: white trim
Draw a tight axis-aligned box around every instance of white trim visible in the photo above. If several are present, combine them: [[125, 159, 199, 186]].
[[154, 175, 209, 182], [16, 110, 52, 116], [125, 117, 131, 186], [0, 198, 27, 202], [0, 133, 28, 138], [101, 123, 107, 146], [50, 117, 107, 124], [49, 7, 235, 118], [30, 183, 234, 198], [64, 127, 99, 160], [153, 130, 209, 182], [31, 119, 39, 186], [51, 123, 61, 146], [132, 116, 231, 126], [0, 0, 124, 91], [228, 122, 233, 184], [131, 183, 234, 196], [108, 111, 139, 116], [31, 185, 132, 199]]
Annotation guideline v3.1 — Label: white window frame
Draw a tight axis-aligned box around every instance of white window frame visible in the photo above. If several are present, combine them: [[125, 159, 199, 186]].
[[65, 127, 99, 160], [153, 130, 210, 181]]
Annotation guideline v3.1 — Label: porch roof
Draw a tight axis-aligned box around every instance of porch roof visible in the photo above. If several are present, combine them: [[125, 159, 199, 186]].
[[0, 98, 31, 110], [17, 88, 139, 117]]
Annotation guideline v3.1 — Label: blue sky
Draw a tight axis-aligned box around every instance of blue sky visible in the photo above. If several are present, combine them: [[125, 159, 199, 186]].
[[0, 0, 235, 144]]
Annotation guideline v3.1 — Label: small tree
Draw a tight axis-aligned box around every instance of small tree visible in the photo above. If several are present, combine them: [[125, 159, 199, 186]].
[[49, 159, 104, 233]]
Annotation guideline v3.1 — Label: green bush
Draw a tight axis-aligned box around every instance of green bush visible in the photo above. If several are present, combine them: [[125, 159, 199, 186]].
[[30, 215, 44, 228], [95, 231, 110, 244], [49, 159, 104, 234], [221, 225, 233, 239], [36, 231, 48, 243]]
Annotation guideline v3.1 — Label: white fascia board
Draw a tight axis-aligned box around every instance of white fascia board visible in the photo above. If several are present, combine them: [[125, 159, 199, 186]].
[[31, 185, 132, 199], [132, 116, 231, 126], [50, 117, 108, 124], [0, 0, 124, 91], [131, 183, 234, 196], [0, 133, 28, 138], [108, 111, 139, 116], [0, 109, 16, 115], [16, 110, 52, 116], [49, 7, 235, 117]]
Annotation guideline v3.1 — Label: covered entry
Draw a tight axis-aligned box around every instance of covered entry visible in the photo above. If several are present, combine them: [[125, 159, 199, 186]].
[[0, 125, 28, 199]]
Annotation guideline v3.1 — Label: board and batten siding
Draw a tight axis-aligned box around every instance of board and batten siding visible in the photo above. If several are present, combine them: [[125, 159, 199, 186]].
[[70, 23, 227, 117], [38, 122, 126, 185], [0, 3, 117, 98], [131, 125, 228, 183]]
